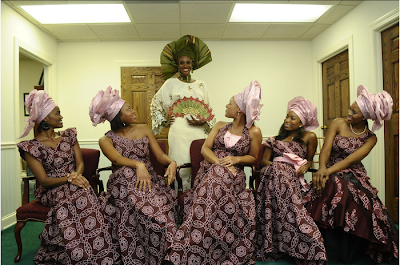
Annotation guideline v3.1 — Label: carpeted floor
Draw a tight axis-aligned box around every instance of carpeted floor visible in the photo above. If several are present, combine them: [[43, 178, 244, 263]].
[[1, 221, 394, 265]]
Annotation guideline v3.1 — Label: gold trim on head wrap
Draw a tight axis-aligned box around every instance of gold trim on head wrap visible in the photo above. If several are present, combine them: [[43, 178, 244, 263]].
[[160, 35, 212, 80]]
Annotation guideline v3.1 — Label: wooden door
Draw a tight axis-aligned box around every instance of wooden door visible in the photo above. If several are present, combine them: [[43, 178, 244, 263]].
[[382, 23, 399, 223], [321, 50, 350, 134], [121, 67, 169, 151]]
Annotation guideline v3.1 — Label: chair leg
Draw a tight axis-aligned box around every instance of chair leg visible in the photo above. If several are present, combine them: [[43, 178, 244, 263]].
[[14, 220, 26, 263]]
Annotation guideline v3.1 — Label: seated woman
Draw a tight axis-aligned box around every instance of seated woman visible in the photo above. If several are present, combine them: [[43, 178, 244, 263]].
[[255, 96, 327, 265], [89, 86, 178, 265], [162, 81, 263, 265], [308, 85, 398, 263], [17, 90, 118, 265]]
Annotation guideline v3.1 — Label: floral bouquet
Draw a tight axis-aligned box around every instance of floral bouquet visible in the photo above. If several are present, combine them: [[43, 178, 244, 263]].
[[169, 96, 214, 122]]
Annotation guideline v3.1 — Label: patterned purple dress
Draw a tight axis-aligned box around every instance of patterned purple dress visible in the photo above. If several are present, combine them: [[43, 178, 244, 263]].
[[164, 124, 256, 265], [103, 131, 178, 265], [17, 128, 118, 265], [255, 138, 327, 265], [306, 132, 399, 263]]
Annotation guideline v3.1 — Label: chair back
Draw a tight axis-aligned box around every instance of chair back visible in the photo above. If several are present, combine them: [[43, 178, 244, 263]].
[[81, 148, 101, 193], [311, 137, 325, 170], [190, 139, 206, 187], [149, 141, 167, 176]]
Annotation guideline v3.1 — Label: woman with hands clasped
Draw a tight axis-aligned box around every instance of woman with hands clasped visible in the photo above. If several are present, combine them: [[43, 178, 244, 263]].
[[307, 85, 398, 264], [255, 96, 327, 265], [90, 86, 178, 265], [162, 81, 263, 265], [18, 90, 118, 265]]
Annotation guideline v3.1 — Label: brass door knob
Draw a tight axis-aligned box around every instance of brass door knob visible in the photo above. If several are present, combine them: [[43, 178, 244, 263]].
[[321, 125, 328, 130]]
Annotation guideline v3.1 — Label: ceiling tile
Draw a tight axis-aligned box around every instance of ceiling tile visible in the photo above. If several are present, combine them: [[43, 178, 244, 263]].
[[181, 24, 225, 39], [299, 23, 331, 39], [9, 1, 69, 5], [262, 23, 313, 39], [287, 0, 340, 5], [125, 2, 180, 23], [135, 23, 180, 39], [339, 0, 363, 6], [316, 4, 355, 24], [90, 24, 140, 40], [181, 2, 234, 23], [223, 23, 270, 39], [42, 24, 99, 41]]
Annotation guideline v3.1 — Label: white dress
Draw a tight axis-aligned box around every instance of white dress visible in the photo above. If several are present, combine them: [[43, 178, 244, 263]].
[[151, 78, 215, 191]]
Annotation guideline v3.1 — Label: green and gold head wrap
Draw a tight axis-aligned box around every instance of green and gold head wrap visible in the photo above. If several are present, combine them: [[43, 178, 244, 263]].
[[160, 35, 212, 80]]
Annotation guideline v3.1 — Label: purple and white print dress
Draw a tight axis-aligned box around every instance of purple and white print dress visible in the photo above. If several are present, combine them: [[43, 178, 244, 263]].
[[17, 128, 118, 265], [164, 124, 256, 265], [255, 138, 327, 265], [102, 131, 178, 265], [306, 132, 399, 263]]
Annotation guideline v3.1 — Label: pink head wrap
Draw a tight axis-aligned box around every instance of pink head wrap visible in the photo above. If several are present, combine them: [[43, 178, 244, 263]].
[[355, 85, 393, 132], [287, 96, 319, 131], [234, 80, 263, 128], [89, 86, 125, 126], [19, 90, 56, 138]]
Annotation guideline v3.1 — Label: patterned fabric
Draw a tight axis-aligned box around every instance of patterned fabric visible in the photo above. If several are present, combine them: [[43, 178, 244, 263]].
[[17, 128, 118, 265], [151, 78, 216, 191], [164, 124, 256, 265], [305, 132, 399, 263], [102, 131, 178, 265], [255, 138, 327, 265]]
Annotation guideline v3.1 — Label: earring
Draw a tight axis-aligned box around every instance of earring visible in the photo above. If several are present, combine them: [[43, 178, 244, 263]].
[[41, 121, 50, 131], [237, 112, 240, 116]]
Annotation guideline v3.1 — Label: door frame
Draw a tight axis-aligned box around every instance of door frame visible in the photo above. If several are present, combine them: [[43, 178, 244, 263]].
[[312, 35, 355, 137], [368, 8, 399, 204]]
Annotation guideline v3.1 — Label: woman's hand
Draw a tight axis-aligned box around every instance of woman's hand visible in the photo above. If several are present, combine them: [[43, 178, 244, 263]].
[[135, 163, 152, 193], [219, 155, 239, 167], [227, 165, 237, 175], [68, 172, 90, 190], [165, 161, 177, 185], [296, 164, 309, 176], [164, 115, 175, 128], [187, 115, 205, 126], [312, 168, 330, 196]]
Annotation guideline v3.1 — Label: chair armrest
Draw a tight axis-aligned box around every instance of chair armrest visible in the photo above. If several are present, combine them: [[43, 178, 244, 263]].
[[307, 168, 317, 173], [176, 163, 191, 196], [95, 166, 113, 194], [22, 177, 36, 205]]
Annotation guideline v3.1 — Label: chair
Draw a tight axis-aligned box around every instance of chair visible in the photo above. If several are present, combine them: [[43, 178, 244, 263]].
[[175, 139, 263, 223], [310, 137, 325, 171], [14, 148, 102, 263], [95, 140, 168, 192]]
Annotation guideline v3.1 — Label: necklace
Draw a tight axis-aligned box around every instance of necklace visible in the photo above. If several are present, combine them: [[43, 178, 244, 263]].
[[350, 123, 367, 135], [231, 125, 243, 135], [179, 73, 191, 83]]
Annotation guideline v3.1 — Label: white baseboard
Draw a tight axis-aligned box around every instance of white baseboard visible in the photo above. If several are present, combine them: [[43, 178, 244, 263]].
[[1, 212, 16, 230]]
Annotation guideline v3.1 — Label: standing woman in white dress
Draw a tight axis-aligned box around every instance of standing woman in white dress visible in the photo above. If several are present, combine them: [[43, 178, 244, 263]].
[[151, 35, 215, 192]]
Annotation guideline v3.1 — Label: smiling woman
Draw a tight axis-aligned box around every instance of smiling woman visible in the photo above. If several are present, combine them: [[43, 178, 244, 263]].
[[17, 89, 118, 264], [151, 35, 215, 192]]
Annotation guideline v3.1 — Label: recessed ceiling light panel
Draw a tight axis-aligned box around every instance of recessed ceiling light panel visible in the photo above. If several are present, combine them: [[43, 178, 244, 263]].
[[230, 3, 332, 23], [21, 4, 131, 24]]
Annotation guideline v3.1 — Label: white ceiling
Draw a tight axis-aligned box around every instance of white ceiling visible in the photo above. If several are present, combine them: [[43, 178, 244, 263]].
[[4, 0, 362, 42]]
